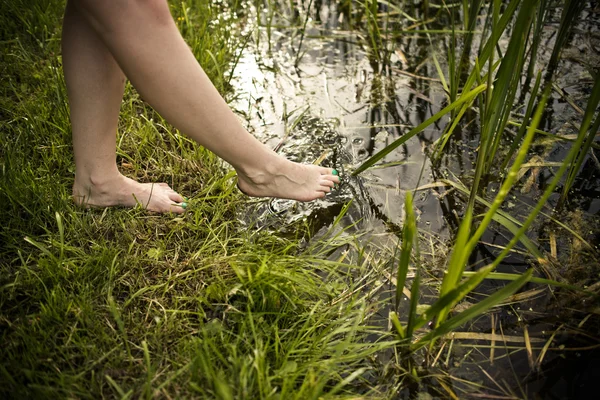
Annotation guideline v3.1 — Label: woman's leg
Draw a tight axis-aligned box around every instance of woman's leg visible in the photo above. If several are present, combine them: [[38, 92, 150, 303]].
[[68, 0, 339, 203], [62, 1, 186, 213]]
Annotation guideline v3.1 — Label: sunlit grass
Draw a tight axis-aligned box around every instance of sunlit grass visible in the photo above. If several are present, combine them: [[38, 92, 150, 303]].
[[2, 0, 599, 397], [0, 0, 396, 398]]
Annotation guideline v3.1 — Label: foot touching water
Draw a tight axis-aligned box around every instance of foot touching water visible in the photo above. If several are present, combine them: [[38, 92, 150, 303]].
[[236, 158, 339, 202], [72, 159, 340, 213]]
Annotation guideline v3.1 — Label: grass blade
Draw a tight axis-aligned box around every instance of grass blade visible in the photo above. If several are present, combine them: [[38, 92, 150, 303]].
[[413, 265, 495, 331], [462, 271, 596, 294], [390, 311, 406, 340], [469, 0, 540, 207], [436, 208, 472, 326], [441, 178, 544, 261], [395, 191, 416, 311], [561, 75, 600, 203], [546, 0, 586, 78], [467, 86, 551, 251], [501, 71, 543, 169], [353, 84, 487, 175], [406, 270, 420, 338], [414, 269, 533, 349], [488, 84, 600, 270]]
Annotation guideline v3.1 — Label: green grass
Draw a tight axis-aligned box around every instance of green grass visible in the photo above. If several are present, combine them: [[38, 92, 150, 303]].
[[387, 89, 553, 349], [0, 1, 396, 398], [2, 0, 599, 398]]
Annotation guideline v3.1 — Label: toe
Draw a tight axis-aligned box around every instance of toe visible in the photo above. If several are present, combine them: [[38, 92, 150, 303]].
[[168, 204, 186, 214], [168, 191, 185, 203], [318, 183, 331, 193], [147, 200, 185, 214], [162, 197, 186, 213], [324, 174, 340, 184]]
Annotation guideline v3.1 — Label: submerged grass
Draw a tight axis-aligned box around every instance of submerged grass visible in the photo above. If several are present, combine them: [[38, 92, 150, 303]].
[[353, 0, 598, 261], [335, 0, 599, 391]]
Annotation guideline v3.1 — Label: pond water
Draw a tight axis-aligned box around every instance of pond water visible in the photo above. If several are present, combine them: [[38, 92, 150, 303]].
[[231, 1, 600, 397]]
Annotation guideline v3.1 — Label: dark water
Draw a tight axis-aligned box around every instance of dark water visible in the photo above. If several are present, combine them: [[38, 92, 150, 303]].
[[232, 1, 600, 397]]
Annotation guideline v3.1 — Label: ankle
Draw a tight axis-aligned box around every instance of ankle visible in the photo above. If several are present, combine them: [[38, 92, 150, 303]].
[[235, 154, 284, 184], [74, 170, 123, 193]]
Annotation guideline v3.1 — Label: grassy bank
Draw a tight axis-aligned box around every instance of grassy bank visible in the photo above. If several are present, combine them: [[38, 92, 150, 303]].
[[2, 0, 599, 398], [0, 1, 392, 398]]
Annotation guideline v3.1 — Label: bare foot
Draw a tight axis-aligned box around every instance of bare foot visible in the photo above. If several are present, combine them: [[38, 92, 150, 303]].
[[73, 174, 186, 213], [236, 158, 340, 202]]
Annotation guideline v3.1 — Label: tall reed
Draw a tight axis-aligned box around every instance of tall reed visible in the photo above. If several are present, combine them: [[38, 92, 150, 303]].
[[560, 76, 600, 206], [546, 0, 586, 80], [390, 85, 551, 348]]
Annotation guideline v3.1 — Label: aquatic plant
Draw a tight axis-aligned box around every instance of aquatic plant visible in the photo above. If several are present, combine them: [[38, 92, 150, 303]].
[[560, 75, 600, 207], [390, 86, 552, 348], [347, 0, 599, 370], [353, 1, 598, 253], [2, 0, 598, 397]]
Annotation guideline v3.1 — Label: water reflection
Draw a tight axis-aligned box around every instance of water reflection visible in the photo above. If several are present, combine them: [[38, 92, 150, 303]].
[[235, 0, 598, 255], [232, 1, 600, 397]]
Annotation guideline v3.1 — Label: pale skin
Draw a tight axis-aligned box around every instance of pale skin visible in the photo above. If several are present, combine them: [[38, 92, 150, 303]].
[[62, 0, 339, 214]]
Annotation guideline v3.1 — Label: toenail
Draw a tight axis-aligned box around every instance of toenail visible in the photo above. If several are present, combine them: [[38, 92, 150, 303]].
[[181, 202, 187, 209], [332, 169, 338, 176]]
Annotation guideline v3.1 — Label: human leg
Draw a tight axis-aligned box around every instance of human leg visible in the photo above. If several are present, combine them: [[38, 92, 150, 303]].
[[62, 0, 186, 213], [69, 0, 339, 202]]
